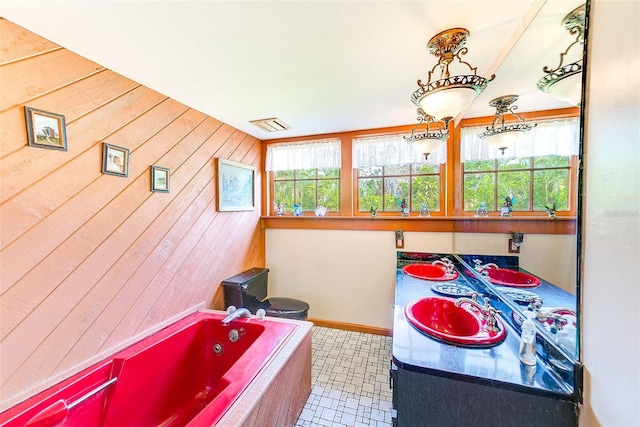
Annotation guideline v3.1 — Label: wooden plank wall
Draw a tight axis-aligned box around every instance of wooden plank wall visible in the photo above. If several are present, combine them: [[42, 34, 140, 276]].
[[0, 18, 265, 408]]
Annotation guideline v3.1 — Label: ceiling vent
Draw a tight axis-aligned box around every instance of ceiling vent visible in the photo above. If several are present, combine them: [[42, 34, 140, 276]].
[[249, 118, 291, 132]]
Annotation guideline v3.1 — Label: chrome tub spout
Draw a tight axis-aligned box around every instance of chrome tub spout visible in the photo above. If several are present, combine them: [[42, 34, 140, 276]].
[[222, 307, 252, 326]]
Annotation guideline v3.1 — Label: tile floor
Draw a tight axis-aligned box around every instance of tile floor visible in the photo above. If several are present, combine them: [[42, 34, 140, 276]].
[[295, 326, 394, 427]]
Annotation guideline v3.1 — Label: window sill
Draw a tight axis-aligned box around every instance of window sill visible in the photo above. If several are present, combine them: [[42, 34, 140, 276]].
[[261, 215, 576, 234]]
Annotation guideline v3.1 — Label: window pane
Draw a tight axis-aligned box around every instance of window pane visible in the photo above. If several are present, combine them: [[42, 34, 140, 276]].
[[359, 178, 382, 212], [295, 169, 316, 179], [497, 171, 531, 211], [534, 155, 570, 168], [274, 181, 294, 207], [318, 179, 340, 211], [464, 159, 494, 172], [533, 169, 569, 211], [498, 157, 531, 170], [411, 176, 440, 212], [384, 165, 410, 176], [412, 163, 439, 174], [295, 180, 316, 211], [275, 170, 294, 179], [318, 167, 340, 179], [464, 173, 495, 211], [383, 177, 410, 212]]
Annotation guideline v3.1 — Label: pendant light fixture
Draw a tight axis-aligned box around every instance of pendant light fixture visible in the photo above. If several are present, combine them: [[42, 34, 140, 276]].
[[404, 108, 449, 160], [479, 95, 536, 155], [411, 28, 495, 126], [537, 4, 586, 106]]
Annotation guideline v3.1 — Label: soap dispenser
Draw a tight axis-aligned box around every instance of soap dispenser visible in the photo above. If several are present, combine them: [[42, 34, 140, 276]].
[[519, 311, 537, 366]]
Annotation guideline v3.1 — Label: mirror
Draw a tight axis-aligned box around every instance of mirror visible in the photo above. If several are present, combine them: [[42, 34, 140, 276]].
[[453, 0, 587, 363]]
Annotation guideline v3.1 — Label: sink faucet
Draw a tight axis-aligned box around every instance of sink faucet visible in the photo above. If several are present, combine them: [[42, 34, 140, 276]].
[[473, 259, 499, 276], [433, 257, 455, 275], [455, 296, 502, 332], [222, 307, 252, 325]]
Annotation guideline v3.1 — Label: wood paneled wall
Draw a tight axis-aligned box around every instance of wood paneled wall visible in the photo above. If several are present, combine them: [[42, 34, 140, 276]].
[[0, 18, 265, 408]]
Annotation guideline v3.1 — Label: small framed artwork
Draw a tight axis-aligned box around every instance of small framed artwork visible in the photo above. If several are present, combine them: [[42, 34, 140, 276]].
[[102, 143, 129, 177], [217, 158, 255, 211], [25, 106, 67, 151], [151, 166, 170, 193]]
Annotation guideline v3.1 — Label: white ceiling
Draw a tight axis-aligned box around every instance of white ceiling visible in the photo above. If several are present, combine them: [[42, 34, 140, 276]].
[[0, 0, 584, 140]]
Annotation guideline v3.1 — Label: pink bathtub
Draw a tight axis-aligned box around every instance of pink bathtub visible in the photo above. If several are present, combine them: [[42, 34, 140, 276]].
[[0, 311, 302, 427]]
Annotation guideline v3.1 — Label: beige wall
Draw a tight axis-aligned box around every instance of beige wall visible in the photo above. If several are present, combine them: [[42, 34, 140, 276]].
[[266, 229, 576, 329], [454, 232, 577, 294], [581, 1, 640, 425]]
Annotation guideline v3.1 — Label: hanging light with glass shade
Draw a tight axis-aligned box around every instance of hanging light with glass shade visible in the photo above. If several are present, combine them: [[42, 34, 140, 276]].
[[479, 95, 536, 155], [404, 108, 449, 160], [411, 28, 495, 126], [537, 4, 586, 106]]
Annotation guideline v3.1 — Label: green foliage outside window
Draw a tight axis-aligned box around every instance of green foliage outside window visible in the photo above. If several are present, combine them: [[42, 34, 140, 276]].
[[358, 163, 440, 213], [463, 155, 570, 212], [274, 167, 340, 212]]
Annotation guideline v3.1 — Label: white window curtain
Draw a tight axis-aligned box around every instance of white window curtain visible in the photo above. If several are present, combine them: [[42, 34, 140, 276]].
[[266, 139, 341, 171], [352, 133, 446, 168], [460, 118, 580, 161]]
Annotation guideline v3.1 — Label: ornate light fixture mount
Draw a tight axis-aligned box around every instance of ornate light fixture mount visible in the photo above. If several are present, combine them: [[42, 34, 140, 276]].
[[537, 4, 586, 106], [404, 108, 449, 160], [479, 95, 536, 155], [411, 28, 495, 125]]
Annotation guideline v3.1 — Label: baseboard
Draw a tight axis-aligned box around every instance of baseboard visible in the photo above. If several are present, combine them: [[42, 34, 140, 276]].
[[307, 318, 392, 337]]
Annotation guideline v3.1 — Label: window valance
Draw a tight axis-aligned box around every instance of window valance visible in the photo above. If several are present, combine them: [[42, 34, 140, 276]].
[[266, 139, 341, 171], [460, 118, 580, 161], [352, 133, 446, 168]]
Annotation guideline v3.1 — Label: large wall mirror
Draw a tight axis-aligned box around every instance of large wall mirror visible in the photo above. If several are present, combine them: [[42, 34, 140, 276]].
[[452, 0, 587, 365]]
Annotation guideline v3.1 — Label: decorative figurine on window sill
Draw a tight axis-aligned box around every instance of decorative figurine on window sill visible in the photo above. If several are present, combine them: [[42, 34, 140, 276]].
[[419, 203, 430, 217], [273, 202, 285, 216], [292, 203, 303, 216], [399, 199, 410, 217], [544, 203, 558, 221], [369, 206, 377, 221], [315, 206, 327, 217], [475, 202, 488, 217], [501, 196, 514, 217]]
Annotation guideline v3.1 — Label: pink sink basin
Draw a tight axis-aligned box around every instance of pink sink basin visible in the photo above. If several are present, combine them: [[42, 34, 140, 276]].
[[404, 297, 507, 348], [402, 263, 459, 281], [485, 268, 540, 288]]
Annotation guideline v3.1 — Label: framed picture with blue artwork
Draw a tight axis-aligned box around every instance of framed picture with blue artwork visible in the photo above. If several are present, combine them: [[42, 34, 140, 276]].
[[217, 158, 255, 211]]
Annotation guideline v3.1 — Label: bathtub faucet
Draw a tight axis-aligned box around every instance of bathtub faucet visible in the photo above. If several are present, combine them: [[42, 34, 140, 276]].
[[222, 306, 252, 326]]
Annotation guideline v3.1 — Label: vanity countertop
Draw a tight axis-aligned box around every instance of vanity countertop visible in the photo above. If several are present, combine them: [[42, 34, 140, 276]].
[[392, 255, 579, 402]]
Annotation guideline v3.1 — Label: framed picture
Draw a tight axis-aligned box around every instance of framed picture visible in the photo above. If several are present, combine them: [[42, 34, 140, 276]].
[[217, 158, 255, 211], [102, 143, 129, 177], [151, 166, 170, 193], [25, 106, 67, 151]]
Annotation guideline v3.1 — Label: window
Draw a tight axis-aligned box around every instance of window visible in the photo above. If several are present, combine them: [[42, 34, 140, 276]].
[[266, 139, 341, 214], [460, 118, 579, 214], [273, 168, 340, 212], [353, 134, 445, 215], [463, 155, 571, 212], [357, 164, 441, 213]]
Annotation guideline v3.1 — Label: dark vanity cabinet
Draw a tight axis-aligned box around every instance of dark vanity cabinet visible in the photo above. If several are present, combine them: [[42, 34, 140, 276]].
[[390, 252, 580, 427], [390, 362, 577, 427]]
